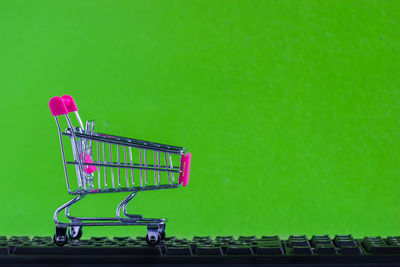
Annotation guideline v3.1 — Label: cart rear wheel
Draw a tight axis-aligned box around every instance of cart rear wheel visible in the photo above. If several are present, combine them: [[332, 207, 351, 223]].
[[53, 233, 68, 246], [69, 226, 83, 240], [146, 233, 161, 246]]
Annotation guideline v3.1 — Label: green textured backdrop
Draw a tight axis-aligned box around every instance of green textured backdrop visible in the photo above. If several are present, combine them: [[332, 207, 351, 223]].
[[0, 0, 399, 239]]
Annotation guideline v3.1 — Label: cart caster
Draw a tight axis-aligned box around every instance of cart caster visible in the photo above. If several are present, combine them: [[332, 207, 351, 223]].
[[160, 231, 165, 240], [68, 226, 82, 240], [54, 226, 68, 246], [159, 224, 166, 240], [146, 233, 161, 246]]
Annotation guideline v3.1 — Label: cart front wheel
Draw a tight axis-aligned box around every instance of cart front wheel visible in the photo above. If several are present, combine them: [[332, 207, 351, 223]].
[[159, 224, 166, 240], [69, 226, 82, 240], [146, 233, 160, 246], [160, 231, 165, 240], [54, 226, 68, 246]]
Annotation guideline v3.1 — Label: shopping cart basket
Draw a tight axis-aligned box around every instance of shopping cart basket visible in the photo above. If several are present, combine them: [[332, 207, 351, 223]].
[[49, 95, 191, 246]]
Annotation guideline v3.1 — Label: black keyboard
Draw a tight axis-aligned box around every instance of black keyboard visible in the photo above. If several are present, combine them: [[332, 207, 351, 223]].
[[1, 235, 400, 266]]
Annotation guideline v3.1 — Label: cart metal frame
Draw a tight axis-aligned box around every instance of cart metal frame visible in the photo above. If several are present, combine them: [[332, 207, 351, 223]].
[[49, 95, 191, 246]]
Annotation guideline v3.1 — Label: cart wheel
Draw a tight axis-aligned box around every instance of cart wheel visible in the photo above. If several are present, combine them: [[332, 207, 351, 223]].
[[160, 231, 166, 241], [68, 226, 82, 240], [53, 233, 68, 246], [159, 224, 166, 240], [146, 233, 161, 246], [54, 226, 68, 246]]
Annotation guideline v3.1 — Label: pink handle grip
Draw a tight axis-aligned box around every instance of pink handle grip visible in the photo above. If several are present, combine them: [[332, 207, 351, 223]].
[[49, 96, 69, 116], [179, 152, 191, 187], [49, 95, 78, 116], [61, 95, 78, 113]]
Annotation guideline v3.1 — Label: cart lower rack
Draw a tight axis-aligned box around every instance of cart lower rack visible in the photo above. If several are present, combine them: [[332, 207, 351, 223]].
[[49, 95, 191, 246]]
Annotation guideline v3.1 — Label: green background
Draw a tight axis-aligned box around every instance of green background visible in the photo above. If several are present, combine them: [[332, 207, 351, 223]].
[[0, 0, 399, 239]]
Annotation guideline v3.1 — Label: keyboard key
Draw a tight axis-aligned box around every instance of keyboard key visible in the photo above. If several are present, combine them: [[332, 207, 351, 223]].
[[334, 235, 357, 248], [288, 240, 310, 247], [310, 235, 332, 246], [193, 236, 211, 241], [261, 235, 280, 240], [314, 244, 338, 255], [164, 236, 177, 241], [165, 246, 192, 255], [113, 237, 131, 241], [387, 236, 400, 246], [225, 246, 253, 255], [174, 238, 189, 244], [190, 239, 215, 250], [215, 236, 234, 242], [256, 246, 284, 255], [73, 240, 93, 246], [287, 236, 310, 247], [32, 236, 52, 241], [233, 241, 253, 246], [90, 237, 109, 242], [289, 235, 307, 239], [336, 239, 357, 247], [362, 237, 400, 254], [238, 236, 256, 242], [290, 246, 313, 255], [340, 246, 362, 255], [195, 246, 223, 255], [368, 245, 400, 254], [257, 240, 281, 246], [335, 235, 353, 239]]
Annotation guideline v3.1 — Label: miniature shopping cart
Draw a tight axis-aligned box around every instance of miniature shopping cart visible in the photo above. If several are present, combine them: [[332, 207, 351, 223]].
[[49, 95, 191, 246]]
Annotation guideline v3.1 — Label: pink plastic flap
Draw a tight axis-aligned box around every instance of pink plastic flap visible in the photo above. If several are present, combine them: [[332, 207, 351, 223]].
[[61, 95, 78, 113], [182, 152, 191, 187], [49, 96, 69, 116], [84, 153, 98, 174], [179, 154, 186, 185], [79, 153, 98, 174]]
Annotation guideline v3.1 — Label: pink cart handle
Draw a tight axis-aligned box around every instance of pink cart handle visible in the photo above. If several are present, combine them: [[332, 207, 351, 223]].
[[49, 96, 69, 116], [49, 95, 78, 116], [179, 152, 191, 187], [61, 95, 78, 113]]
